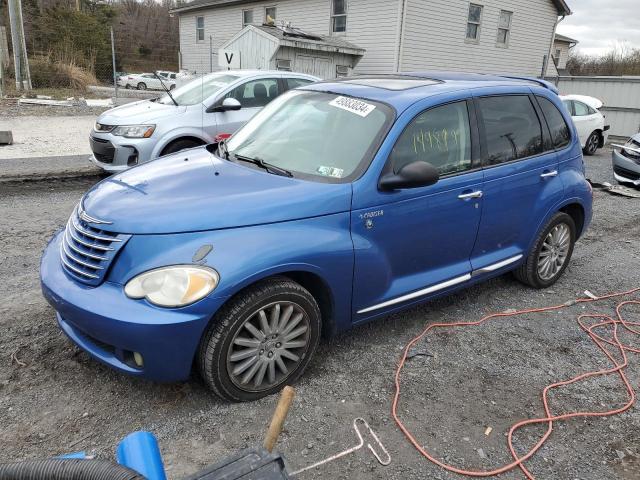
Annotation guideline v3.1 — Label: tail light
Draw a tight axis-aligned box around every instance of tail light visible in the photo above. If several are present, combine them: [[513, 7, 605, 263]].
[[215, 133, 232, 143]]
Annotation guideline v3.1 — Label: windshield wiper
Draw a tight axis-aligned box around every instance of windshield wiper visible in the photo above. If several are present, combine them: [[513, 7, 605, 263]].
[[154, 73, 178, 106], [233, 154, 293, 177]]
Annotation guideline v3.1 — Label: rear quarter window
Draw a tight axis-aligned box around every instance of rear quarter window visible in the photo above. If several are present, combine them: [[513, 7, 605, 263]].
[[536, 96, 571, 149]]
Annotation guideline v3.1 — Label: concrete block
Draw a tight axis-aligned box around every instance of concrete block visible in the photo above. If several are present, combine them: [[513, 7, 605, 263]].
[[0, 131, 12, 145]]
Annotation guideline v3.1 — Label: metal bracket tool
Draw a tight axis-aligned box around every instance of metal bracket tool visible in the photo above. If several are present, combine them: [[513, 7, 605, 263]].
[[290, 418, 391, 476]]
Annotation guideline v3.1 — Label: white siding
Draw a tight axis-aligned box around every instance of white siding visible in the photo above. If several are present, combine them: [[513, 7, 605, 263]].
[[223, 28, 280, 69], [550, 40, 570, 71], [178, 0, 402, 75], [400, 0, 558, 76]]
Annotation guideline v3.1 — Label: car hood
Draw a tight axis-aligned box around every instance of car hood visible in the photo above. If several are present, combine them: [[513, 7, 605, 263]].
[[98, 100, 188, 125], [80, 147, 352, 234]]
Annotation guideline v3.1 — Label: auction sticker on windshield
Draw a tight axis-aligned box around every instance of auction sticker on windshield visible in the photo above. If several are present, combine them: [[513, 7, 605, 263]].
[[317, 166, 344, 178], [329, 96, 376, 117]]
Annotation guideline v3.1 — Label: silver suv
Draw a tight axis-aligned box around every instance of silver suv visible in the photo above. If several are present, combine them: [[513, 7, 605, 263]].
[[90, 70, 319, 172]]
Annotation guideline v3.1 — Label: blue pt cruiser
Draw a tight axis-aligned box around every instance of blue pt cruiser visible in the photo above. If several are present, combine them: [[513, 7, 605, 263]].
[[41, 73, 592, 401]]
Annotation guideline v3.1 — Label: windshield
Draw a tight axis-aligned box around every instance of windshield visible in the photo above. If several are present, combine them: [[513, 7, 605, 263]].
[[158, 73, 239, 106], [226, 90, 393, 181]]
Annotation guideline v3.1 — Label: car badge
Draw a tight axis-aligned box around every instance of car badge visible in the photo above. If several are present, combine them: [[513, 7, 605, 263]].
[[78, 204, 112, 225]]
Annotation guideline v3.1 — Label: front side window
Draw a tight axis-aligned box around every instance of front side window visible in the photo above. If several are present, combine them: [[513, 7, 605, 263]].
[[497, 10, 512, 45], [331, 0, 347, 33], [224, 78, 280, 108], [226, 90, 393, 181], [466, 4, 483, 41], [265, 6, 276, 22], [196, 16, 205, 42], [389, 101, 472, 176], [536, 96, 571, 149], [478, 95, 543, 165], [243, 9, 254, 26]]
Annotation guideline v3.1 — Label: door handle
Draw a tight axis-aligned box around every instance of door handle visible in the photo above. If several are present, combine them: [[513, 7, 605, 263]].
[[540, 170, 558, 178], [458, 190, 483, 200]]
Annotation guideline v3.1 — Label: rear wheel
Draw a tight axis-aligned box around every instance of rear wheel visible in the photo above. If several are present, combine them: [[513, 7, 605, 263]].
[[514, 212, 576, 288], [198, 277, 322, 402], [137, 82, 147, 90], [583, 131, 600, 156]]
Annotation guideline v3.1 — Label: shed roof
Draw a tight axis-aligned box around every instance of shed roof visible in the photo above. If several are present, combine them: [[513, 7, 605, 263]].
[[172, 0, 571, 16], [223, 24, 365, 56]]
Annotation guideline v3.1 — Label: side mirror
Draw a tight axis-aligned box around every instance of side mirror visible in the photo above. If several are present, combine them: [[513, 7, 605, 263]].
[[379, 161, 440, 191], [210, 97, 242, 113]]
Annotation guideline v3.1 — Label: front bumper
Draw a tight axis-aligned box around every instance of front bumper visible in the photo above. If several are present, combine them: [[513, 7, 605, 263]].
[[40, 231, 225, 382], [612, 148, 640, 186], [89, 132, 156, 173]]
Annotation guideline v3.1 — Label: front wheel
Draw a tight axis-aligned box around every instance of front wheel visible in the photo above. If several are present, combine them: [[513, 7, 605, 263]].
[[198, 277, 322, 402], [583, 131, 600, 156], [514, 212, 576, 288]]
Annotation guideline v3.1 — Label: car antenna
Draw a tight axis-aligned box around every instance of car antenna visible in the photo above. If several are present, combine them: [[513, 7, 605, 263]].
[[154, 72, 178, 106]]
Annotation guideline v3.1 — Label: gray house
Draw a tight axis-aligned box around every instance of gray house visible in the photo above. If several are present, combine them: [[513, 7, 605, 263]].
[[172, 0, 571, 77]]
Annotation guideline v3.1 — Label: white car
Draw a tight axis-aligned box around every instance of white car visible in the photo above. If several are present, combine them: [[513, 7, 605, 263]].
[[120, 73, 177, 91], [560, 95, 609, 156]]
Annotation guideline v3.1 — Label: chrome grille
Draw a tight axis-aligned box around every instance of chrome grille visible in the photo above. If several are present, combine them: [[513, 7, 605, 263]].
[[60, 207, 130, 286]]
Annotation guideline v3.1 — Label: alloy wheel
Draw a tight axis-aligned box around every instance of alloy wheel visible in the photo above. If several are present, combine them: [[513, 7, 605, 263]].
[[226, 301, 311, 392], [586, 133, 599, 154], [537, 223, 571, 281]]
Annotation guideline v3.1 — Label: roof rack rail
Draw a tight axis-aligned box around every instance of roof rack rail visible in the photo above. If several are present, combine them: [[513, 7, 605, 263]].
[[499, 75, 559, 95]]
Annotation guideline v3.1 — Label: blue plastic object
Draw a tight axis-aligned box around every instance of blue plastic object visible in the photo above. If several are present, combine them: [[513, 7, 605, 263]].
[[58, 452, 88, 459], [116, 431, 167, 480]]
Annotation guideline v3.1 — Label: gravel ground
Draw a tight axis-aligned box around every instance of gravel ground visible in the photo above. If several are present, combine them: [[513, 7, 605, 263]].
[[0, 148, 639, 479], [0, 98, 110, 118]]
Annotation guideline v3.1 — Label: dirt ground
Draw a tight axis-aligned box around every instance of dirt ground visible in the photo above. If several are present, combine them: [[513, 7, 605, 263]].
[[1, 148, 639, 479]]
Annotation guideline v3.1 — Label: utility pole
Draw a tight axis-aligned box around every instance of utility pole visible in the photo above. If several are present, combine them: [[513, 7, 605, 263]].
[[209, 35, 213, 73], [7, 0, 31, 90], [111, 27, 118, 100]]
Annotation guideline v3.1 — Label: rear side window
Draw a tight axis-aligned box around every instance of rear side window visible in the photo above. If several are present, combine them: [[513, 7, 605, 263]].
[[477, 95, 543, 165], [573, 101, 591, 116], [389, 101, 472, 176], [286, 78, 314, 90], [536, 96, 571, 149]]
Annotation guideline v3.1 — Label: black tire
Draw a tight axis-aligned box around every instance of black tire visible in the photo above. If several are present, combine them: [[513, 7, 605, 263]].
[[198, 277, 322, 402], [161, 138, 202, 156], [169, 84, 176, 91], [583, 131, 600, 156], [137, 82, 146, 90], [513, 212, 576, 289], [125, 84, 131, 90]]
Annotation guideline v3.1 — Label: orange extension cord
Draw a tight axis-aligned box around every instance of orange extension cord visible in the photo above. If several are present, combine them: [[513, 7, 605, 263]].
[[392, 287, 640, 479]]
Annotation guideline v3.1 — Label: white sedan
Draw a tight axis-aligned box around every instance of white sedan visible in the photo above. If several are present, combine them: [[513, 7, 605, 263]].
[[560, 95, 609, 156], [120, 73, 176, 91]]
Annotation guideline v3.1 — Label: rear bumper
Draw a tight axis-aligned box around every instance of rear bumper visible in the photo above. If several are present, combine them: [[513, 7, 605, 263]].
[[41, 231, 224, 382]]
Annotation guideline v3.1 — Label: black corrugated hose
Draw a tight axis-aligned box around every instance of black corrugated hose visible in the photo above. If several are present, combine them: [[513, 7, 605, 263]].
[[0, 458, 145, 480]]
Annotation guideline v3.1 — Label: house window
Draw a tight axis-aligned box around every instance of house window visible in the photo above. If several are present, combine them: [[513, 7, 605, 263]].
[[496, 10, 512, 45], [276, 59, 292, 71], [336, 65, 349, 77], [466, 4, 482, 41], [196, 16, 205, 42], [243, 9, 254, 26], [265, 6, 277, 23], [331, 0, 347, 33]]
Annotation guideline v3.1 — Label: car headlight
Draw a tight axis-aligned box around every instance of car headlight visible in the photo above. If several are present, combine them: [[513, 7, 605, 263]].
[[112, 125, 155, 138], [124, 265, 219, 307]]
